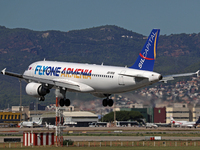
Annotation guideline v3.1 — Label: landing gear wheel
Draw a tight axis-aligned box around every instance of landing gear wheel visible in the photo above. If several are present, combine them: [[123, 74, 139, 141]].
[[64, 99, 70, 106], [108, 99, 113, 107], [59, 98, 65, 107], [102, 99, 107, 107]]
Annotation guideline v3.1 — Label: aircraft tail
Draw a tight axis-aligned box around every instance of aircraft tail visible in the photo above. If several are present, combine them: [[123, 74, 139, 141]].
[[196, 116, 200, 124], [35, 118, 42, 125], [170, 115, 175, 122], [18, 122, 22, 128], [130, 29, 160, 71]]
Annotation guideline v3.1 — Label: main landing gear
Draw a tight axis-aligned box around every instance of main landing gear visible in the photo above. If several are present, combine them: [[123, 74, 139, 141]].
[[102, 98, 113, 107], [59, 98, 70, 107], [55, 88, 71, 107]]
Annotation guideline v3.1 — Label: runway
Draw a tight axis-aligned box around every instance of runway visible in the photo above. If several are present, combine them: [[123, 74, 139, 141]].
[[0, 127, 200, 143], [0, 126, 200, 132], [65, 136, 200, 141]]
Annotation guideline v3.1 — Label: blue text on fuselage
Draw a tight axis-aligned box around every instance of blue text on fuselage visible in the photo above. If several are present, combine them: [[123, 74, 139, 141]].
[[34, 65, 92, 77], [35, 65, 61, 76]]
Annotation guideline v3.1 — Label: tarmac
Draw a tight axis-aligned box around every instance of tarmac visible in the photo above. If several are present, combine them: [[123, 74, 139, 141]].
[[0, 127, 200, 143]]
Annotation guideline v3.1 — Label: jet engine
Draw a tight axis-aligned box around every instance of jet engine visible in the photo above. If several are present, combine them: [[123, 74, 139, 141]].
[[25, 82, 50, 100]]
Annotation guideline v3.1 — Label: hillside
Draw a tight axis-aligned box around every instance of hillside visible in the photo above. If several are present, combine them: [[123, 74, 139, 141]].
[[0, 25, 200, 109]]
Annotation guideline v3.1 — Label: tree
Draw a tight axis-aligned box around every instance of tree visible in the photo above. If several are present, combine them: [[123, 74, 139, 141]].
[[102, 111, 143, 122]]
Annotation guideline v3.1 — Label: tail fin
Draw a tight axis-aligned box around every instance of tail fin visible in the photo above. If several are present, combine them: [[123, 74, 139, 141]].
[[196, 116, 200, 124], [35, 118, 42, 125], [130, 29, 160, 71], [170, 115, 174, 121]]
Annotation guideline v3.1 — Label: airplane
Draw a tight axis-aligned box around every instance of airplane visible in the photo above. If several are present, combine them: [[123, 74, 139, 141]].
[[1, 29, 199, 107], [145, 123, 158, 128], [45, 122, 56, 129], [170, 116, 200, 128], [194, 116, 200, 128], [19, 118, 42, 128], [45, 122, 66, 129]]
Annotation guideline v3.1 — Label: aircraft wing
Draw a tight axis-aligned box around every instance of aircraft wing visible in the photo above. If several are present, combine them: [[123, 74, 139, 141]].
[[160, 70, 200, 83], [24, 75, 94, 92], [23, 75, 81, 91], [1, 68, 23, 78], [1, 68, 94, 92]]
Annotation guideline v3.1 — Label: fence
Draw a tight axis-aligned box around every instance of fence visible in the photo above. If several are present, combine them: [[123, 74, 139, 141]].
[[1, 141, 200, 148], [72, 141, 200, 147]]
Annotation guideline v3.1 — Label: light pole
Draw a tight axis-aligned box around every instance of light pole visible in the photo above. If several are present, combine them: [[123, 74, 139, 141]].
[[114, 94, 116, 127], [19, 79, 22, 122]]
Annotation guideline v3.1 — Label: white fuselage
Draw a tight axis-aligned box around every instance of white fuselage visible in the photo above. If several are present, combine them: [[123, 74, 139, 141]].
[[20, 121, 33, 128], [171, 120, 195, 127], [19, 119, 42, 128], [23, 61, 162, 96]]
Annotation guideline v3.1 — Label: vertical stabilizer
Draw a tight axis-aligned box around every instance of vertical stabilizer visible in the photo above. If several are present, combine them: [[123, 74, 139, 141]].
[[170, 115, 175, 121], [130, 29, 160, 71], [196, 116, 200, 124]]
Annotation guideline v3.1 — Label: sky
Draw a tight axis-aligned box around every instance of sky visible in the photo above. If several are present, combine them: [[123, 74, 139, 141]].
[[0, 0, 200, 36]]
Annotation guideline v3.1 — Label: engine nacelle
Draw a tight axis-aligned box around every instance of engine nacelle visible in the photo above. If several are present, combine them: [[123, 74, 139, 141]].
[[25, 82, 50, 98]]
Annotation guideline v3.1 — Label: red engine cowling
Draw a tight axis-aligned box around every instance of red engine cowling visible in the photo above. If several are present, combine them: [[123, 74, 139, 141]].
[[25, 82, 50, 98]]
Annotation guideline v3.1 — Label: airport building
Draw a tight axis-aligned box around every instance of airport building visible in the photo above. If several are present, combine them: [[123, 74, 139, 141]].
[[115, 103, 200, 124], [63, 111, 98, 127], [1, 102, 200, 127], [0, 112, 22, 124], [153, 107, 166, 123], [165, 103, 190, 123], [190, 105, 200, 122], [41, 111, 98, 127]]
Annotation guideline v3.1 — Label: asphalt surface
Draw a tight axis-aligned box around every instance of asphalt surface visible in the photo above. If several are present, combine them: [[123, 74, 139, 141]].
[[0, 127, 200, 143], [1, 126, 200, 132], [65, 136, 200, 141]]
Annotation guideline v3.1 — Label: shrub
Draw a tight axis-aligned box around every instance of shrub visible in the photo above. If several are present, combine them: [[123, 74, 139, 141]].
[[63, 139, 74, 145]]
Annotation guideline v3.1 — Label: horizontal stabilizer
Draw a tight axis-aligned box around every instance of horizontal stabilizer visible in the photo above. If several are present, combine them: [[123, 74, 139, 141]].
[[161, 70, 200, 83]]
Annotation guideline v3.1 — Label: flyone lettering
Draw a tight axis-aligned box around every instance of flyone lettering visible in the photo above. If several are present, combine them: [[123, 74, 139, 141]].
[[34, 65, 92, 79]]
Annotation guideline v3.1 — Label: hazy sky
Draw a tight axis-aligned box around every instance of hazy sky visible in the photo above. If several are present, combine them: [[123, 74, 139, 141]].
[[0, 0, 200, 35]]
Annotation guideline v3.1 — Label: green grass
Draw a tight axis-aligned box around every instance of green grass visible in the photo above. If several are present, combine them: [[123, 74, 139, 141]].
[[1, 146, 200, 150]]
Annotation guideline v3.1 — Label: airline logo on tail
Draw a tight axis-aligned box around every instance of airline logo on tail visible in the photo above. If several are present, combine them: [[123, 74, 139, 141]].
[[130, 29, 160, 71]]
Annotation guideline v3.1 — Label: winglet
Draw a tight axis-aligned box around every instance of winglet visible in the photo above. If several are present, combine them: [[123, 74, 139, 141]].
[[130, 29, 160, 71], [1, 68, 6, 75], [196, 70, 200, 77]]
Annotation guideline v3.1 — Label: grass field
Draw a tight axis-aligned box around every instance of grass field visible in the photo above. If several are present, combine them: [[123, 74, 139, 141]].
[[1, 146, 200, 150]]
